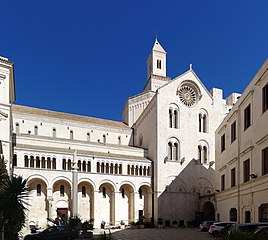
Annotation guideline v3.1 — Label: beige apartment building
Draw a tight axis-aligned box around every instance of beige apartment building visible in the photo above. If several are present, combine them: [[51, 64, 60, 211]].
[[215, 59, 268, 223]]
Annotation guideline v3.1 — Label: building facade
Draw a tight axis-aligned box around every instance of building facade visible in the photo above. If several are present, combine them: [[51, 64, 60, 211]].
[[0, 39, 236, 229], [215, 59, 268, 223]]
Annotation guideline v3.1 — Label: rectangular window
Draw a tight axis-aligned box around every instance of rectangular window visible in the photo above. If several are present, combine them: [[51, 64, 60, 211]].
[[231, 121, 236, 143], [263, 84, 268, 113], [221, 134, 226, 152], [243, 159, 250, 183], [157, 59, 161, 69], [244, 104, 251, 130], [262, 146, 268, 175], [231, 167, 236, 187], [221, 174, 225, 191]]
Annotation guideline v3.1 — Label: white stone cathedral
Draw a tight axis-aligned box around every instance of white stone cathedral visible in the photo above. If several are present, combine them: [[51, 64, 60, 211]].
[[0, 39, 238, 229]]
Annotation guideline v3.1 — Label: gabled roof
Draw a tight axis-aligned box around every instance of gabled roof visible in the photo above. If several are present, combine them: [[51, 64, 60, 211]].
[[152, 38, 166, 53], [12, 104, 130, 130]]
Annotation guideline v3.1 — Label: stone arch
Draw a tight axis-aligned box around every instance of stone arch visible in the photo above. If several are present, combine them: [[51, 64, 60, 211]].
[[202, 201, 215, 221], [27, 177, 48, 228], [52, 179, 72, 220], [137, 184, 152, 222], [78, 180, 95, 221], [197, 140, 210, 164], [118, 183, 135, 223], [97, 182, 115, 225]]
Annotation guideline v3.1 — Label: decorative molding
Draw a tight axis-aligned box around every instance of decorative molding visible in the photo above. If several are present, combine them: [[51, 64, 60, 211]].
[[0, 74, 6, 80], [0, 110, 8, 121], [256, 134, 268, 145], [218, 165, 227, 172], [227, 157, 237, 165], [239, 145, 254, 157], [255, 68, 268, 86]]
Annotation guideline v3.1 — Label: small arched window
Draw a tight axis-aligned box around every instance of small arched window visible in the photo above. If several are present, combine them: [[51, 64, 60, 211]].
[[70, 130, 73, 140], [87, 161, 91, 172], [36, 156, 40, 168], [169, 109, 173, 128], [203, 115, 207, 133], [78, 160, 81, 171], [62, 159, 66, 170], [118, 136, 121, 145], [115, 163, 118, 174], [82, 161, 87, 172], [15, 123, 20, 134], [97, 162, 100, 173], [87, 132, 90, 141], [82, 186, 86, 198], [37, 184, 41, 196], [105, 163, 109, 173], [101, 162, 105, 173], [173, 143, 178, 160], [119, 164, 122, 174], [47, 157, 51, 169], [110, 163, 114, 174], [52, 158, 56, 169], [60, 185, 65, 197], [168, 142, 172, 160], [198, 145, 202, 163], [174, 110, 178, 128], [127, 165, 130, 175], [53, 128, 56, 138], [34, 125, 38, 135], [67, 159, 72, 170], [103, 135, 106, 144], [30, 156, 34, 168], [24, 155, 29, 167], [102, 187, 106, 198], [157, 59, 161, 69], [203, 146, 208, 164], [41, 157, 46, 168], [199, 114, 202, 132]]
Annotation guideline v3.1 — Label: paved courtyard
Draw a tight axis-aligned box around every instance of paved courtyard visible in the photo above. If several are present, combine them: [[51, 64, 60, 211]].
[[107, 228, 214, 240]]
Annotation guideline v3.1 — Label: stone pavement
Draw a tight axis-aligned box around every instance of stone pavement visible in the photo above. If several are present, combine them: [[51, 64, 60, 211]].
[[107, 228, 214, 240]]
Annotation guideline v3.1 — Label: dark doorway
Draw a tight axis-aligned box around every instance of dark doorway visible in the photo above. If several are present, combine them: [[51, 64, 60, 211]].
[[202, 201, 215, 221], [245, 211, 251, 223], [57, 208, 68, 219], [139, 210, 143, 222]]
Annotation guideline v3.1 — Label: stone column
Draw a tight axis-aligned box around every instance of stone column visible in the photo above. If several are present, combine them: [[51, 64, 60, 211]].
[[71, 150, 78, 217], [114, 191, 121, 225], [46, 187, 53, 219]]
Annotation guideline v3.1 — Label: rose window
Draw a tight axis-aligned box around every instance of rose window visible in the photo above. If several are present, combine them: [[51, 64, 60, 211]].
[[178, 85, 197, 107]]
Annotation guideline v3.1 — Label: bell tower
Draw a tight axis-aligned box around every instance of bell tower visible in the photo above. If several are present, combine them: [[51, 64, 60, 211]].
[[0, 56, 15, 176], [144, 39, 170, 92]]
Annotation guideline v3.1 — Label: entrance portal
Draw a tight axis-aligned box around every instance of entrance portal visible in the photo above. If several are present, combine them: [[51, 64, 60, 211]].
[[202, 201, 215, 221]]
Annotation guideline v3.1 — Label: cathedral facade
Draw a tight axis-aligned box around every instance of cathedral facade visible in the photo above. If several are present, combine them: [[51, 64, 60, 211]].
[[0, 39, 236, 229]]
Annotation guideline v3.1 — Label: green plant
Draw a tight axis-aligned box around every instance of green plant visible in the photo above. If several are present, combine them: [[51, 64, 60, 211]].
[[129, 221, 135, 225], [0, 160, 30, 240], [81, 220, 93, 231], [120, 220, 125, 225]]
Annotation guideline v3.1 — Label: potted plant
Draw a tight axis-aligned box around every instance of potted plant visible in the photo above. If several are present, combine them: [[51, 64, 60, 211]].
[[157, 218, 164, 228], [172, 220, 178, 228], [120, 220, 125, 229], [129, 221, 138, 229]]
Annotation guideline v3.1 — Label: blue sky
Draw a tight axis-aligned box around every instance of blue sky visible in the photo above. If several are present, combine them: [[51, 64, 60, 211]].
[[1, 1, 268, 121]]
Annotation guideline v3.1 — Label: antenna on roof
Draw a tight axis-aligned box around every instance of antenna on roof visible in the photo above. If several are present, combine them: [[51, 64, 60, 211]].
[[155, 30, 158, 40], [190, 64, 193, 70]]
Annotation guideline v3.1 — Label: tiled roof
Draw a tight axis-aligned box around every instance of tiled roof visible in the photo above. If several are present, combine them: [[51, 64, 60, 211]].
[[12, 104, 130, 129]]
